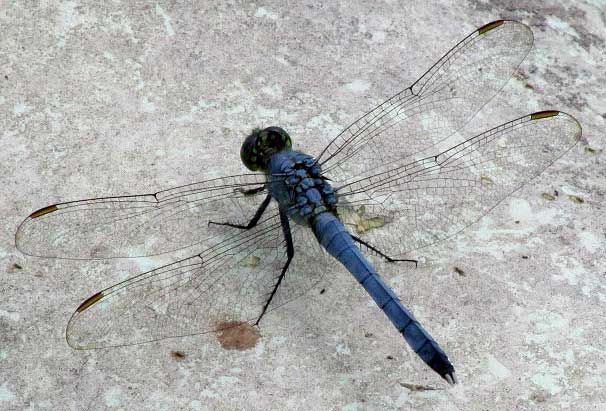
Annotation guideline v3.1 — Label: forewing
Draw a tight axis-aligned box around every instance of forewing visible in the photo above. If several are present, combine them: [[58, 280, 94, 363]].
[[66, 207, 331, 349], [15, 174, 268, 259], [336, 111, 581, 256], [317, 20, 534, 181]]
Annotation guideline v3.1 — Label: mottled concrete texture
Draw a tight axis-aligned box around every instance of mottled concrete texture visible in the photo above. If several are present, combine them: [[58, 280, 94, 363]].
[[2, 1, 605, 410]]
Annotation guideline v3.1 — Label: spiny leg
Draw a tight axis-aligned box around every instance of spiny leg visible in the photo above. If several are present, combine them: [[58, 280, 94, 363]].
[[255, 208, 294, 325], [208, 193, 272, 230], [350, 234, 417, 267], [236, 185, 266, 196]]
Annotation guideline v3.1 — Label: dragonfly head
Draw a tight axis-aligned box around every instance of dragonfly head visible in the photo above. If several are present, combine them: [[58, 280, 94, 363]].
[[241, 126, 292, 171]]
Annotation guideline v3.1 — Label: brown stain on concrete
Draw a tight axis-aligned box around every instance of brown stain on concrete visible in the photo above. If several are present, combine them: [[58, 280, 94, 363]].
[[170, 351, 186, 361], [216, 321, 260, 350]]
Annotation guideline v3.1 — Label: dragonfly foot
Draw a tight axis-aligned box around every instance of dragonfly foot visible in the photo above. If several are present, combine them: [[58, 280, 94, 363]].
[[208, 220, 255, 230], [351, 235, 417, 267], [387, 257, 418, 268], [209, 193, 273, 230], [235, 185, 266, 196], [208, 220, 229, 227], [444, 372, 458, 385]]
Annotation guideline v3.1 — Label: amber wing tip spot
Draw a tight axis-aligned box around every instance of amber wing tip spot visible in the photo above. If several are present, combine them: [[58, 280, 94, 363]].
[[30, 205, 58, 219], [76, 292, 104, 312], [530, 110, 560, 120], [478, 20, 504, 35]]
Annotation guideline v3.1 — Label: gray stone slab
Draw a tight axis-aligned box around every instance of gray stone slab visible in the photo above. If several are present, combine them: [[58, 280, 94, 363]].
[[1, 1, 605, 410]]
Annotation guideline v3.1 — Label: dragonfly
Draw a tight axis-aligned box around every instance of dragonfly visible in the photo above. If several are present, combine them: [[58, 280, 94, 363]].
[[15, 20, 581, 385]]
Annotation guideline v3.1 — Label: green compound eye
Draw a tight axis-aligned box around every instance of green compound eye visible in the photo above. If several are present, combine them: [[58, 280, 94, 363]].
[[241, 127, 292, 171]]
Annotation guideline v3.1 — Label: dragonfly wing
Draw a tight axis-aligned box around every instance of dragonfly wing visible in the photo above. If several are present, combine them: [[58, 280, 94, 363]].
[[66, 208, 331, 349], [317, 20, 533, 181], [335, 111, 581, 256], [15, 174, 269, 259]]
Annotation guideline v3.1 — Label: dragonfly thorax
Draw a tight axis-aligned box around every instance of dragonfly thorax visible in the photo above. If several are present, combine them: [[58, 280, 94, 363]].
[[268, 151, 338, 224]]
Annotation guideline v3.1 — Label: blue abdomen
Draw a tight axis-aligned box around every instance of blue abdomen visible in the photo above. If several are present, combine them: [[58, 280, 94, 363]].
[[312, 212, 456, 382]]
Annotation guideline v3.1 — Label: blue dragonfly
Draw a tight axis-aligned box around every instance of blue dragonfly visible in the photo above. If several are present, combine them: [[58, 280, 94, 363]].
[[15, 20, 581, 384]]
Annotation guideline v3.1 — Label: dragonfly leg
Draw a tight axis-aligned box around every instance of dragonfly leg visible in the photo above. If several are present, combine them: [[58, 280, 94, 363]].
[[350, 234, 417, 267], [208, 193, 272, 230], [235, 185, 266, 196], [255, 208, 294, 325]]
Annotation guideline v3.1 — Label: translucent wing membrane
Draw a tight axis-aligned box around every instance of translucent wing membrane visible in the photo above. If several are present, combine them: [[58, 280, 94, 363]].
[[336, 111, 582, 256], [18, 172, 335, 348], [317, 20, 534, 181], [66, 204, 331, 348], [15, 174, 268, 259]]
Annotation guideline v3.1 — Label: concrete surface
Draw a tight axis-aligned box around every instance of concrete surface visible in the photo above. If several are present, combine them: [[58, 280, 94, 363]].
[[2, 1, 605, 410]]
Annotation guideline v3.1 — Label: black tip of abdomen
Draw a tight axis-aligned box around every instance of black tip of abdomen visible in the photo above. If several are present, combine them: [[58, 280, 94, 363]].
[[427, 352, 457, 384]]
